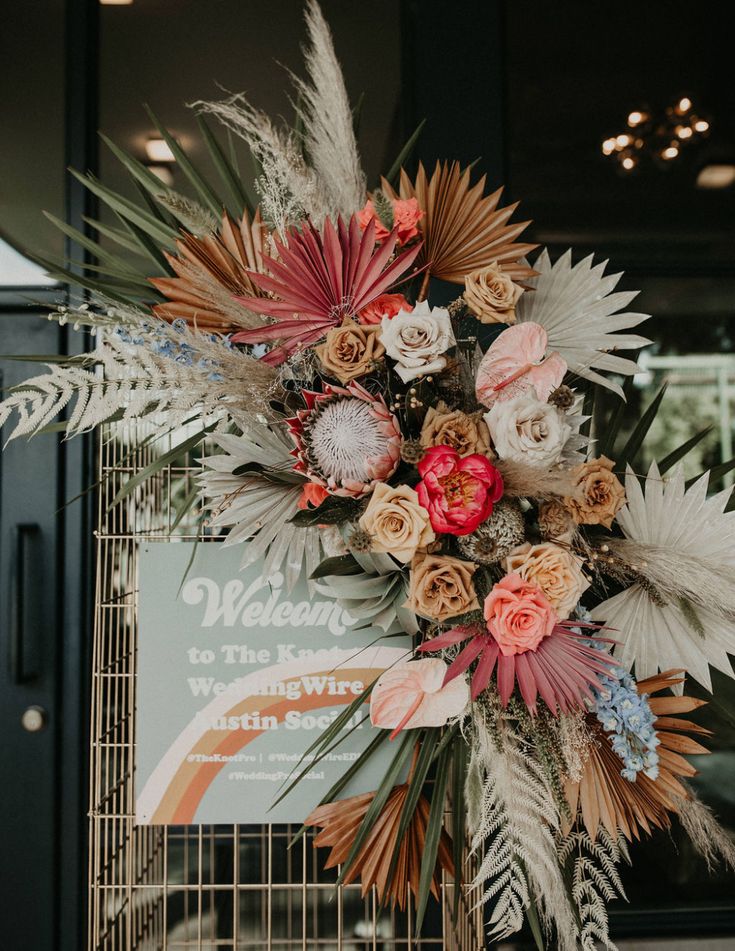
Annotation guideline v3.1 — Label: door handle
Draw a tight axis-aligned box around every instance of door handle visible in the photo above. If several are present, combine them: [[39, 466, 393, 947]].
[[10, 523, 41, 685]]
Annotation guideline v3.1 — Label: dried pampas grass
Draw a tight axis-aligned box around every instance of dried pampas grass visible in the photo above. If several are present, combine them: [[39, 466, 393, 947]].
[[495, 458, 578, 501]]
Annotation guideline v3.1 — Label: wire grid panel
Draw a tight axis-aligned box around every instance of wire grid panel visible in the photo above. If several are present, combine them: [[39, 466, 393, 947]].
[[88, 424, 484, 951]]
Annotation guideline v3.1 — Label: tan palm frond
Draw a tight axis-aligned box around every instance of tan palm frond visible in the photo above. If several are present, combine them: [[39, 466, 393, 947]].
[[381, 161, 538, 286], [564, 669, 710, 841], [150, 208, 269, 332], [306, 785, 454, 910]]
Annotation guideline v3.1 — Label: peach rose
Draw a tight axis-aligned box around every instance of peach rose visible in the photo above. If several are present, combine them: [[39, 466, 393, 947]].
[[483, 572, 557, 656], [464, 263, 523, 324], [504, 542, 589, 620], [406, 552, 479, 622], [358, 293, 413, 326], [420, 401, 492, 458], [359, 483, 435, 563], [315, 320, 385, 383], [565, 456, 626, 529]]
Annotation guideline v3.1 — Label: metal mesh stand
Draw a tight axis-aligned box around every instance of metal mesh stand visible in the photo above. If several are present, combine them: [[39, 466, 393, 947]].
[[88, 424, 483, 950]]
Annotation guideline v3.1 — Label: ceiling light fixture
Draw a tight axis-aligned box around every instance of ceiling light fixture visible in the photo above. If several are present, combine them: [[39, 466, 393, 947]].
[[100, 0, 133, 5], [696, 164, 735, 190], [601, 94, 710, 174], [145, 138, 176, 164]]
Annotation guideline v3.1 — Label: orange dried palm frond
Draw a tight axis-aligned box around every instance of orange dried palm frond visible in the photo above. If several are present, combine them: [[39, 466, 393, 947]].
[[150, 208, 269, 332], [565, 669, 710, 841], [381, 161, 538, 285], [306, 784, 454, 910]]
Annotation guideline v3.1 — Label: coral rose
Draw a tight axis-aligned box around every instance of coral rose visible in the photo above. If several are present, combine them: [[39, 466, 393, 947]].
[[358, 293, 412, 326], [565, 456, 626, 529], [357, 197, 423, 244], [358, 482, 435, 563], [315, 320, 385, 383], [504, 542, 590, 620], [406, 552, 479, 622], [420, 401, 492, 458], [483, 573, 557, 656], [416, 445, 503, 536], [464, 262, 523, 324]]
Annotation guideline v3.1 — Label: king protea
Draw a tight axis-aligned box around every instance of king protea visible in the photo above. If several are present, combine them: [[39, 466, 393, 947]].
[[232, 215, 422, 364]]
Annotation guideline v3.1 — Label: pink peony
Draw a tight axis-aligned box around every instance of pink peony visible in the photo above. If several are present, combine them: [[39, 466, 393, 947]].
[[415, 445, 503, 536], [483, 573, 557, 656], [369, 658, 469, 739], [357, 197, 423, 245], [358, 293, 413, 326]]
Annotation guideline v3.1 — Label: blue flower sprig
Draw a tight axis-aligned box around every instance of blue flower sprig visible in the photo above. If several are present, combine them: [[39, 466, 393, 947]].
[[592, 670, 660, 782]]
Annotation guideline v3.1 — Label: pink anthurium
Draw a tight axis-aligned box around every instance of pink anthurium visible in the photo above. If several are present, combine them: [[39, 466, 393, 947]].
[[475, 321, 567, 405], [369, 659, 470, 739]]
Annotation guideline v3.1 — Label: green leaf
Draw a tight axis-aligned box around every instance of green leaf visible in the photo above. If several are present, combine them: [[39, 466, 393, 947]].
[[31, 254, 141, 305], [170, 485, 200, 532], [686, 457, 735, 491], [385, 119, 426, 186], [115, 212, 173, 274], [289, 495, 363, 526], [450, 738, 467, 919], [109, 427, 213, 509], [598, 377, 634, 458], [658, 425, 714, 474], [524, 885, 546, 951], [196, 115, 250, 216], [100, 132, 177, 200], [616, 382, 668, 471], [351, 90, 366, 137], [414, 739, 451, 935], [42, 212, 137, 274], [309, 553, 362, 579], [231, 461, 304, 484], [145, 105, 224, 217], [82, 217, 146, 256], [69, 169, 178, 246]]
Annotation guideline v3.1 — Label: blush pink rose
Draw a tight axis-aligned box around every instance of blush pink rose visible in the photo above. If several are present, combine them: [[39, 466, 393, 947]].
[[416, 445, 503, 536], [357, 197, 423, 245], [483, 572, 557, 656], [358, 293, 413, 326]]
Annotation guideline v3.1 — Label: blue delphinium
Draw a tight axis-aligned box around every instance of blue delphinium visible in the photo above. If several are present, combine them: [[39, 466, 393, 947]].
[[592, 669, 660, 782]]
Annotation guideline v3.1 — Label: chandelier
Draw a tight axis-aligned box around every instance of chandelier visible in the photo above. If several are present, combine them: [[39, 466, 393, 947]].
[[602, 96, 710, 172]]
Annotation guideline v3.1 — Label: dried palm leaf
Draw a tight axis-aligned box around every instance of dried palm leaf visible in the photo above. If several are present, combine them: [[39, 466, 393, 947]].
[[381, 161, 537, 287], [306, 784, 454, 910], [150, 208, 269, 332], [564, 670, 710, 841]]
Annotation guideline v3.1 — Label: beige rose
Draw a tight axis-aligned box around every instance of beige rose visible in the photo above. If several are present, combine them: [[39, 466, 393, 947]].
[[505, 542, 589, 620], [565, 456, 626, 529], [406, 553, 479, 622], [420, 401, 492, 458], [359, 483, 435, 563], [538, 499, 575, 544], [315, 320, 385, 383], [464, 262, 523, 324]]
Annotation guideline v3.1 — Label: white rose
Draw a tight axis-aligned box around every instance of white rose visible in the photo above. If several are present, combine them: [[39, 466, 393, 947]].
[[379, 300, 455, 383], [485, 392, 571, 467]]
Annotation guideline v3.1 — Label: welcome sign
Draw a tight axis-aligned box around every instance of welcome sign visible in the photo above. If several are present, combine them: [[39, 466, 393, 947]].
[[135, 542, 411, 825]]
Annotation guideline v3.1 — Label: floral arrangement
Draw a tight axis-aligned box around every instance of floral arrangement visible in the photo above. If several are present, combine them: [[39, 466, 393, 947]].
[[3, 3, 735, 946]]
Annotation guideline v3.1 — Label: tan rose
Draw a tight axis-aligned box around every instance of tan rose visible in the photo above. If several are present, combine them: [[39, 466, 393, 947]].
[[565, 456, 626, 529], [538, 499, 575, 544], [359, 483, 435, 563], [315, 320, 385, 383], [406, 553, 479, 622], [505, 542, 589, 620], [464, 262, 523, 324], [420, 401, 493, 458]]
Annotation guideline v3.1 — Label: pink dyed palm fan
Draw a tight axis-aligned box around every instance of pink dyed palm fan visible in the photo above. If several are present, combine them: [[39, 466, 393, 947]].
[[418, 621, 618, 714], [232, 215, 423, 365]]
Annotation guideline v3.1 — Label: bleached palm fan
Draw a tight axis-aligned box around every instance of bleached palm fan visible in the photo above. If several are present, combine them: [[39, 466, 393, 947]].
[[198, 419, 325, 591], [590, 462, 735, 690], [516, 249, 651, 397]]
